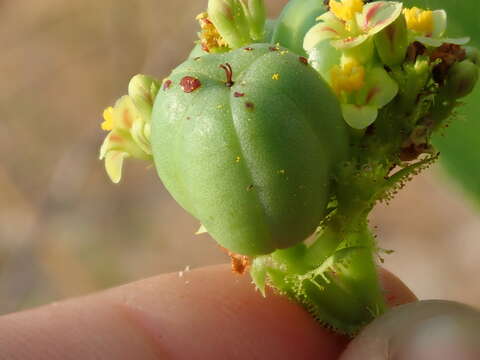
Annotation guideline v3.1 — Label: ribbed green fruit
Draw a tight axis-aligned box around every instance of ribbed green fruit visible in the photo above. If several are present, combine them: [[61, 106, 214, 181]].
[[151, 43, 348, 256]]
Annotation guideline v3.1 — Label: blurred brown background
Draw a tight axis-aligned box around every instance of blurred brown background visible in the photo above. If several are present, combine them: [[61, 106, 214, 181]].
[[0, 0, 479, 315]]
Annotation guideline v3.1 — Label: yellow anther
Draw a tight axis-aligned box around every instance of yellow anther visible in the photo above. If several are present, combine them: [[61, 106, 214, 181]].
[[403, 7, 433, 34], [101, 107, 114, 131], [197, 12, 229, 52], [330, 59, 365, 95], [196, 12, 209, 22], [272, 73, 280, 80], [329, 0, 364, 22]]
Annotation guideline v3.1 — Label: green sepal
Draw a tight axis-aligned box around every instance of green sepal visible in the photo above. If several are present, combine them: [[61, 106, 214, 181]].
[[374, 14, 409, 67], [207, 0, 266, 49]]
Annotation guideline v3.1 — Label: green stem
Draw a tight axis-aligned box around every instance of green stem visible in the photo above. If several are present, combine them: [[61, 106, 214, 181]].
[[251, 211, 387, 335]]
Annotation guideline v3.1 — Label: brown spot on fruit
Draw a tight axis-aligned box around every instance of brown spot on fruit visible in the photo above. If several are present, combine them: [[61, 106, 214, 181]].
[[245, 102, 255, 110], [180, 76, 202, 93], [244, 47, 253, 51], [163, 79, 172, 91], [299, 56, 309, 65], [234, 92, 245, 97]]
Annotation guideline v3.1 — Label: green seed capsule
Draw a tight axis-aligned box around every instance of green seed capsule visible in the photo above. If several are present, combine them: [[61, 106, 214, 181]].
[[151, 44, 348, 256], [445, 60, 479, 99], [465, 46, 480, 66]]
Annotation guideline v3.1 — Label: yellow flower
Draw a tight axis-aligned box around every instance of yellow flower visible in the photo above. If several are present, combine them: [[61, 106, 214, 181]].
[[403, 7, 433, 34], [101, 107, 114, 131], [330, 59, 365, 95], [99, 75, 160, 183], [329, 0, 364, 22]]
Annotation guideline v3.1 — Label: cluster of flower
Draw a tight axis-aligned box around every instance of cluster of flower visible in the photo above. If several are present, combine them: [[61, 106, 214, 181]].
[[305, 0, 472, 129]]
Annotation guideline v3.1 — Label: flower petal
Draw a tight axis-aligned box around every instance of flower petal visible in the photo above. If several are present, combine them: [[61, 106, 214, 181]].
[[304, 23, 338, 51], [331, 34, 369, 49], [414, 36, 443, 47], [105, 151, 129, 184], [304, 14, 346, 52], [442, 37, 470, 45], [414, 35, 469, 48], [431, 9, 446, 38], [341, 104, 378, 129], [358, 1, 403, 36], [365, 67, 398, 108], [112, 96, 140, 131]]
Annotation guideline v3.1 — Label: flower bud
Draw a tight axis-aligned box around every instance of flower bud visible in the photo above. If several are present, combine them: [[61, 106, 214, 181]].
[[244, 0, 266, 41], [207, 0, 266, 49], [128, 75, 160, 122], [465, 46, 480, 66], [445, 60, 479, 99], [374, 15, 408, 67]]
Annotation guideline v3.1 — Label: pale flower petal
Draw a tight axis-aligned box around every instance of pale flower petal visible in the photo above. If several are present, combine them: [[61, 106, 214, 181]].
[[341, 104, 378, 130], [358, 1, 403, 36], [442, 37, 470, 45], [365, 67, 399, 108], [331, 34, 369, 49], [105, 151, 129, 184], [415, 36, 469, 47], [431, 9, 447, 38], [414, 36, 443, 47], [304, 23, 339, 51], [304, 15, 347, 52]]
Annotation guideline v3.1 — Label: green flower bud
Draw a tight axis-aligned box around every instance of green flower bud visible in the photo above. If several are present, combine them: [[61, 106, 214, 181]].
[[244, 0, 266, 41], [374, 15, 408, 67], [128, 75, 160, 122], [465, 46, 480, 67], [207, 0, 266, 49], [445, 60, 479, 99]]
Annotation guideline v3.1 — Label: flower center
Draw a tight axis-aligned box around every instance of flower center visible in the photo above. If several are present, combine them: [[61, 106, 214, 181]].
[[403, 7, 433, 35], [101, 107, 114, 131], [196, 12, 229, 52], [329, 0, 364, 22], [330, 58, 365, 95]]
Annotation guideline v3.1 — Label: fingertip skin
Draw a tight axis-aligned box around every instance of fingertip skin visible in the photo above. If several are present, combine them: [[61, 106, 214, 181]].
[[107, 264, 349, 360], [340, 300, 480, 360], [0, 265, 417, 360], [0, 265, 348, 360]]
